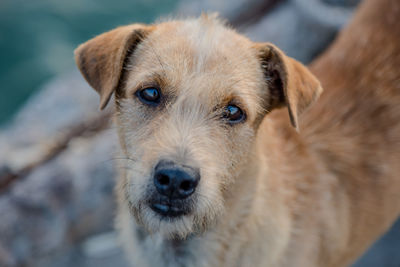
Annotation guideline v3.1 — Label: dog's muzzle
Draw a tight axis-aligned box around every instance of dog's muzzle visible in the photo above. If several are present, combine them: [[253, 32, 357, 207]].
[[150, 160, 200, 217]]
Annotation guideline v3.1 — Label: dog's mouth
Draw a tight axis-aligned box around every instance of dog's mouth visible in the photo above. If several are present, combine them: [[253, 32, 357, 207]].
[[151, 203, 186, 217], [149, 196, 193, 218]]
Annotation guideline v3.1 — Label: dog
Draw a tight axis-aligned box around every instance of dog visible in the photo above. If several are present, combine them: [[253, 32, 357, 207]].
[[74, 0, 400, 266]]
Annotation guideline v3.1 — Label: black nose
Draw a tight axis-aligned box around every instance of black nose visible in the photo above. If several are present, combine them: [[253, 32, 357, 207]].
[[153, 160, 200, 200]]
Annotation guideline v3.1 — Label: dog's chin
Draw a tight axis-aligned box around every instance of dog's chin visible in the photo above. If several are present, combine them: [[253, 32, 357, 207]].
[[135, 204, 197, 239], [127, 191, 223, 239]]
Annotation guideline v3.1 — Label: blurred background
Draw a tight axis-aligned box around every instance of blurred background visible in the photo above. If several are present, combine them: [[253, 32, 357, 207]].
[[0, 0, 398, 266]]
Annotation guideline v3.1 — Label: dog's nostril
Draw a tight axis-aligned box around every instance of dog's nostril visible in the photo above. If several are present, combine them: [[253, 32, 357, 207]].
[[180, 180, 192, 192], [158, 174, 170, 186]]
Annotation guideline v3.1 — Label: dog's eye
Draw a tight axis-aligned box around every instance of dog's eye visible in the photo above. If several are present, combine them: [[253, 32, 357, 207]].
[[136, 87, 161, 105], [223, 105, 245, 124]]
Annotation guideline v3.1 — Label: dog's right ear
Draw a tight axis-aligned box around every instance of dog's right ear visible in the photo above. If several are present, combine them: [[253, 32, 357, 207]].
[[74, 24, 153, 109]]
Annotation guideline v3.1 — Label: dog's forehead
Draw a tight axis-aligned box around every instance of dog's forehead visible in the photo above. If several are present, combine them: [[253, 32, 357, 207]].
[[125, 17, 264, 112]]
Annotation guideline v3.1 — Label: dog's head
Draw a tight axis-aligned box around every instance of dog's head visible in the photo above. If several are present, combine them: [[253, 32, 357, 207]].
[[75, 15, 322, 239]]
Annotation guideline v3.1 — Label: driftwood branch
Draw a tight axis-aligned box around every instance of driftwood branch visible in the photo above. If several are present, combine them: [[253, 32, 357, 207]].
[[0, 111, 112, 192]]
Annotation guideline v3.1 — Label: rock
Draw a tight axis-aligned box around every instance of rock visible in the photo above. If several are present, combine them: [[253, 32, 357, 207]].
[[177, 0, 272, 21], [0, 70, 107, 173], [0, 128, 118, 266], [352, 219, 400, 267], [244, 0, 358, 63]]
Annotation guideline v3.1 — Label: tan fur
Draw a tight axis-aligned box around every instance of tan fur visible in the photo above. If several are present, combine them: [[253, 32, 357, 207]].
[[74, 0, 400, 266]]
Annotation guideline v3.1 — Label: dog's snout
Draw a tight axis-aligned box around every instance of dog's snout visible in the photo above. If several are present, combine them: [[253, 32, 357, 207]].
[[153, 160, 200, 199]]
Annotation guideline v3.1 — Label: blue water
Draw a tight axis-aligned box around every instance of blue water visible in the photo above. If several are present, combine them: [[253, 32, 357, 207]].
[[0, 0, 180, 125]]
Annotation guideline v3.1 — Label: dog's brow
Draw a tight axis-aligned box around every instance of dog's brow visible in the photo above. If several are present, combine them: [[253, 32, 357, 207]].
[[126, 71, 168, 93], [145, 37, 168, 77]]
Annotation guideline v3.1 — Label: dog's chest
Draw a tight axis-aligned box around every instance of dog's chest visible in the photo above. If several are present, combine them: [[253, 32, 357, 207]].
[[136, 232, 220, 267]]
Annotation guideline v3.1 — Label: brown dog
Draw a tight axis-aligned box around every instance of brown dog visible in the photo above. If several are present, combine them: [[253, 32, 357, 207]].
[[74, 0, 400, 266]]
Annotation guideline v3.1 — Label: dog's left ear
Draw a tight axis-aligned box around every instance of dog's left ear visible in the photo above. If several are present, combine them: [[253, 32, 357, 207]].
[[254, 43, 323, 130], [74, 24, 154, 109]]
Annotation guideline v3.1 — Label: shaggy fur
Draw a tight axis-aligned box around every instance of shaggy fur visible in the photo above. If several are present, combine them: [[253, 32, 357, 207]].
[[74, 0, 400, 266]]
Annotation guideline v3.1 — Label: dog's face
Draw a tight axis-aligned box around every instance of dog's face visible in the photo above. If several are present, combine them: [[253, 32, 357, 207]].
[[75, 15, 322, 239]]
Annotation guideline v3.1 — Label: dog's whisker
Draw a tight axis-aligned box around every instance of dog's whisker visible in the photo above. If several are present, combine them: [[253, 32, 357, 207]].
[[101, 157, 138, 164]]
